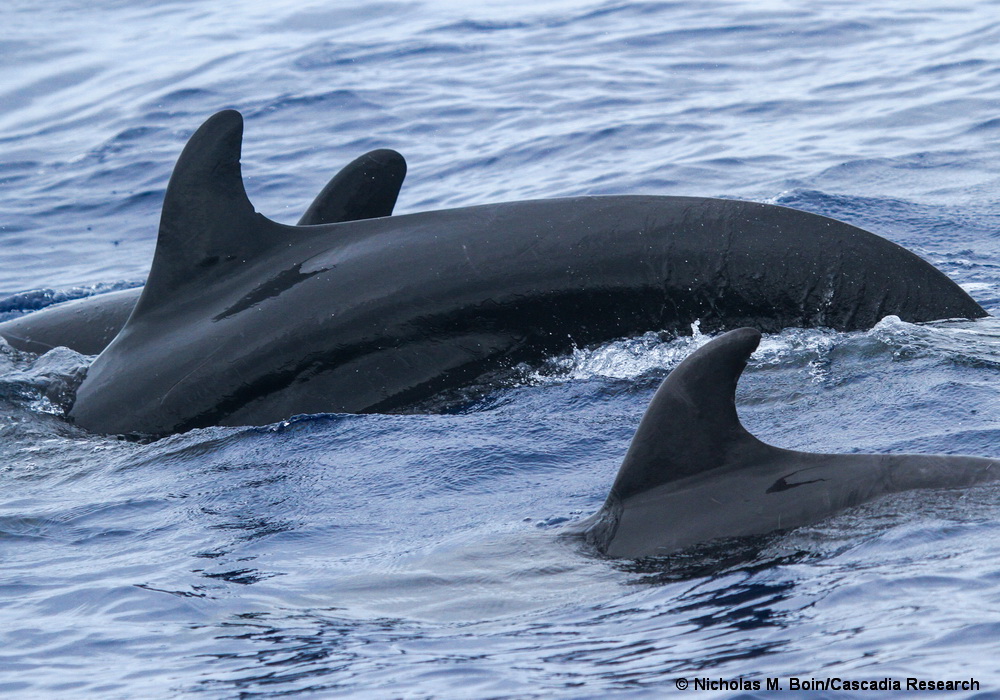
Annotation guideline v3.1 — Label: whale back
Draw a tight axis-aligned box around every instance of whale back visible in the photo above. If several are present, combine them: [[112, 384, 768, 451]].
[[68, 111, 987, 436], [0, 141, 408, 356]]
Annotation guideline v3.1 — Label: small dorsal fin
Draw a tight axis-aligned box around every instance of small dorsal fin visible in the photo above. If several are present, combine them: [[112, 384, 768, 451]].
[[134, 110, 282, 316], [608, 328, 766, 501], [297, 149, 406, 225]]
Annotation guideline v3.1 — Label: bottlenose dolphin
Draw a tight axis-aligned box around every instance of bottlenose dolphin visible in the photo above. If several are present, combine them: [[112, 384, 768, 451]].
[[577, 328, 999, 558], [69, 110, 985, 436], [0, 287, 142, 356], [0, 148, 406, 355]]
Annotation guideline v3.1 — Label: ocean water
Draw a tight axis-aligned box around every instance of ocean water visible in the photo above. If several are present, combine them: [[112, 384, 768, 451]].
[[3, 0, 1000, 697]]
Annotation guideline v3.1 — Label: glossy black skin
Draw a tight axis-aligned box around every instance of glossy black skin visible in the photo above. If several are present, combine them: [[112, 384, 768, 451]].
[[0, 148, 406, 356], [0, 288, 141, 355], [576, 329, 1000, 559], [69, 111, 986, 436]]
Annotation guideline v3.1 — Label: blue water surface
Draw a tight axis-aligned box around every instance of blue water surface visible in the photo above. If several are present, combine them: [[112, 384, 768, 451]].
[[3, 0, 1000, 697]]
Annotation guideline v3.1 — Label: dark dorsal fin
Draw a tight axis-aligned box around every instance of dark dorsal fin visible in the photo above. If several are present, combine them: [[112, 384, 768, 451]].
[[608, 328, 766, 502], [297, 149, 406, 225], [133, 112, 405, 319], [134, 110, 282, 317]]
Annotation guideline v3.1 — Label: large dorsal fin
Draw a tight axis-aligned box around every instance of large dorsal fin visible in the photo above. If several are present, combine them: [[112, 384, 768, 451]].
[[297, 149, 406, 225], [133, 112, 406, 319], [608, 328, 767, 502], [134, 110, 283, 317]]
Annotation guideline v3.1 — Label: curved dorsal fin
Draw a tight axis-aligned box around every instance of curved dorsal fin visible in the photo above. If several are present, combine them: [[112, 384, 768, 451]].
[[134, 110, 281, 317], [297, 149, 406, 225], [608, 328, 766, 501], [133, 112, 406, 319]]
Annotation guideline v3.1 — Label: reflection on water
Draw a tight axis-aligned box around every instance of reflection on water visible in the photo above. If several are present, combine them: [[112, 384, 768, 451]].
[[4, 0, 1000, 695]]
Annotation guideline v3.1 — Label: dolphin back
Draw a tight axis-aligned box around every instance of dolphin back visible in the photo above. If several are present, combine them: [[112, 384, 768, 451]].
[[0, 288, 141, 356], [581, 328, 1000, 559]]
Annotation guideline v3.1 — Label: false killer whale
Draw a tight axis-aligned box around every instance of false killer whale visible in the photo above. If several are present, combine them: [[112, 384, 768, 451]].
[[65, 110, 985, 435], [0, 148, 407, 355], [576, 328, 1000, 558]]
